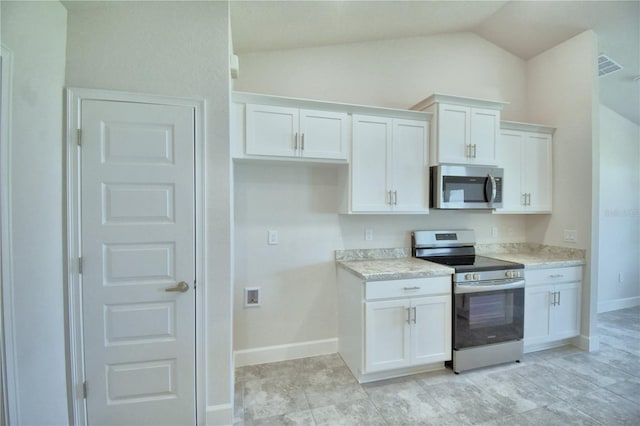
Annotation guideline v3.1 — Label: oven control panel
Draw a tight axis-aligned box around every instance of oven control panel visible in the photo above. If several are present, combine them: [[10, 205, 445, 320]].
[[505, 270, 521, 278]]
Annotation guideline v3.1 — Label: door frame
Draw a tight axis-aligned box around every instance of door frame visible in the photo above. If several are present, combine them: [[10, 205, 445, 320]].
[[65, 88, 206, 425]]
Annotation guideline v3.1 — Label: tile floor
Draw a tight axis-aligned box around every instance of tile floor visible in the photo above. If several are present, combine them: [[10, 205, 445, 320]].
[[234, 307, 640, 425]]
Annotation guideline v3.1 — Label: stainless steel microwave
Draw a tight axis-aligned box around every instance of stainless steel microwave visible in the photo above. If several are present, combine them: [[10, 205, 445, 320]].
[[430, 165, 503, 209]]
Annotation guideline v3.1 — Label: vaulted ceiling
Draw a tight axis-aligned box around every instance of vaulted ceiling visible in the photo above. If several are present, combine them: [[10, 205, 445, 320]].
[[231, 0, 640, 125]]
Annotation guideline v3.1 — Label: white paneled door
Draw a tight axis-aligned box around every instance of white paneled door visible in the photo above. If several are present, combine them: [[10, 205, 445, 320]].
[[80, 99, 196, 425]]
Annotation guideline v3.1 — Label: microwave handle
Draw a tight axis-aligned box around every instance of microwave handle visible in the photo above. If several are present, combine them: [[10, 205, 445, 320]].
[[485, 173, 497, 203]]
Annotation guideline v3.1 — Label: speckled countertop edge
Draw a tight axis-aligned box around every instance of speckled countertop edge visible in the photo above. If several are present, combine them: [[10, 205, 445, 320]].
[[336, 243, 586, 280], [337, 257, 454, 281]]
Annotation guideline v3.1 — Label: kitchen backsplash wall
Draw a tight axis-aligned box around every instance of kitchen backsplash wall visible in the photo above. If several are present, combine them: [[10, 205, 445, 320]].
[[233, 162, 527, 352]]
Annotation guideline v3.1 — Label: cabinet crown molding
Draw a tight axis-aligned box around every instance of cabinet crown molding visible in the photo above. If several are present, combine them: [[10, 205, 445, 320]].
[[501, 120, 556, 134], [233, 91, 432, 121], [411, 93, 509, 111]]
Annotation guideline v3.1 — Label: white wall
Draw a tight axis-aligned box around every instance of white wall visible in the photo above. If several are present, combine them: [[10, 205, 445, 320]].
[[65, 2, 233, 423], [598, 105, 640, 312], [524, 31, 599, 347], [233, 33, 530, 355], [236, 32, 528, 120], [1, 2, 69, 424]]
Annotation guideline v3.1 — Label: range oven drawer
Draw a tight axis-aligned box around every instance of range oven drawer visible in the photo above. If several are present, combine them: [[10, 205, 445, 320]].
[[366, 276, 451, 300]]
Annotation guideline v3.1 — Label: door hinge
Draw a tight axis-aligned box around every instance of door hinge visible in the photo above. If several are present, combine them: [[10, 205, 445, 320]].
[[78, 257, 83, 274], [77, 128, 82, 146]]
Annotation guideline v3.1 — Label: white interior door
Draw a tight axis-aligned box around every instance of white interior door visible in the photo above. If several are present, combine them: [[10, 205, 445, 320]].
[[80, 99, 196, 425]]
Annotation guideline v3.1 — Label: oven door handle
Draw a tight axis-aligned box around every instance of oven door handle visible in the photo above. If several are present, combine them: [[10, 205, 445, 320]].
[[455, 279, 525, 294]]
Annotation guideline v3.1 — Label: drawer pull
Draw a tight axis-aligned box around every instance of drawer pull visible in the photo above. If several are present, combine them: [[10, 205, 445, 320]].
[[549, 274, 564, 278], [403, 286, 421, 291]]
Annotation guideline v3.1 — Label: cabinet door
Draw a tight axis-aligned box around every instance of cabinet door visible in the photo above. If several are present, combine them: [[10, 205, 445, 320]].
[[524, 285, 553, 345], [246, 104, 298, 157], [365, 299, 412, 372], [351, 115, 393, 212], [299, 109, 349, 160], [469, 108, 499, 165], [436, 104, 470, 164], [550, 282, 581, 340], [411, 296, 451, 364], [392, 119, 428, 212], [497, 130, 525, 212], [523, 133, 552, 212]]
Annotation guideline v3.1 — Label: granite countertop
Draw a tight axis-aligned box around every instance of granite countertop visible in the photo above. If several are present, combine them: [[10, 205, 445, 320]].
[[336, 243, 586, 281], [337, 257, 454, 281], [476, 243, 586, 270]]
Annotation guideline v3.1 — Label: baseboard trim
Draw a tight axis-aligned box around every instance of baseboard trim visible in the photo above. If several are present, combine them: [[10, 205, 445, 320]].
[[234, 338, 338, 367], [205, 403, 233, 426], [574, 334, 599, 352], [598, 296, 640, 313]]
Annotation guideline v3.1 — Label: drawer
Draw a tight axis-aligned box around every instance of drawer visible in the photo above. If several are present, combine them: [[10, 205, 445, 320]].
[[525, 266, 582, 286], [366, 276, 451, 300]]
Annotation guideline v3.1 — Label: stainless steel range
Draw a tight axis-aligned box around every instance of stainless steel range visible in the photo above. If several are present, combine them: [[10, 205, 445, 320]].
[[412, 229, 525, 373]]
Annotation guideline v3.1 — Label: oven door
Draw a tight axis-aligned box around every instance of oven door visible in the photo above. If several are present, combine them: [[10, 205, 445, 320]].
[[453, 280, 524, 349]]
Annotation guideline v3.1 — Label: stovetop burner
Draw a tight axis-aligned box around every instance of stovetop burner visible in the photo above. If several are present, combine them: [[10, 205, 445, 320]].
[[423, 255, 523, 272], [411, 229, 524, 279]]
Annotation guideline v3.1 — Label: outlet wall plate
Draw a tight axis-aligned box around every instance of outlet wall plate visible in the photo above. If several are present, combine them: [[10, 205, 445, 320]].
[[244, 287, 261, 307]]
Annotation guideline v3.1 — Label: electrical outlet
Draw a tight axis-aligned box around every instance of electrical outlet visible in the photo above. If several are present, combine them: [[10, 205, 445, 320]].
[[244, 287, 261, 307], [563, 229, 577, 243], [268, 230, 278, 245], [364, 228, 374, 241]]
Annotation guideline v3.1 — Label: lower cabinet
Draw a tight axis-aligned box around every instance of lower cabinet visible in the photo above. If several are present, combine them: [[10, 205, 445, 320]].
[[337, 270, 451, 383], [524, 266, 582, 350], [365, 296, 451, 372]]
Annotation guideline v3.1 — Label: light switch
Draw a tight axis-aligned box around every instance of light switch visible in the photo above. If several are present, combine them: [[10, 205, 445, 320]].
[[268, 230, 279, 245]]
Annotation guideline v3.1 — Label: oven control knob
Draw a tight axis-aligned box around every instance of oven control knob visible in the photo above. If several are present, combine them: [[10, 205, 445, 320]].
[[473, 273, 479, 281], [465, 273, 473, 280], [506, 271, 512, 278]]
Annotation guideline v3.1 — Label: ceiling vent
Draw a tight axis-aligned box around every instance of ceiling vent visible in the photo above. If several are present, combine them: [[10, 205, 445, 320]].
[[598, 54, 623, 77]]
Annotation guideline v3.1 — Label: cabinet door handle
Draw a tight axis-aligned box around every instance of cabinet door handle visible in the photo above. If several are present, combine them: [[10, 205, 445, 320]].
[[294, 132, 298, 151], [557, 291, 561, 306], [527, 193, 531, 206], [406, 307, 411, 324], [550, 291, 556, 306], [412, 307, 417, 324], [549, 274, 564, 279], [387, 190, 393, 205], [393, 190, 398, 205], [301, 133, 305, 151], [472, 144, 477, 158]]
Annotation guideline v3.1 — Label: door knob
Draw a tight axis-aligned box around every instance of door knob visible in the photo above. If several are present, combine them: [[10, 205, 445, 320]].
[[165, 281, 190, 293]]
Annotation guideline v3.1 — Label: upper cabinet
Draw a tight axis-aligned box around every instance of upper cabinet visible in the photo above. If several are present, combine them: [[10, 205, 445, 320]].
[[411, 94, 507, 166], [349, 115, 429, 213], [245, 104, 349, 160], [495, 121, 554, 214]]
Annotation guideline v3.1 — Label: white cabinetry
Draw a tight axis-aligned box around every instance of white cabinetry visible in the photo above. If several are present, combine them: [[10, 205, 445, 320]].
[[496, 121, 554, 214], [411, 94, 507, 166], [245, 104, 348, 160], [524, 266, 582, 351], [349, 115, 428, 213], [338, 270, 451, 383]]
